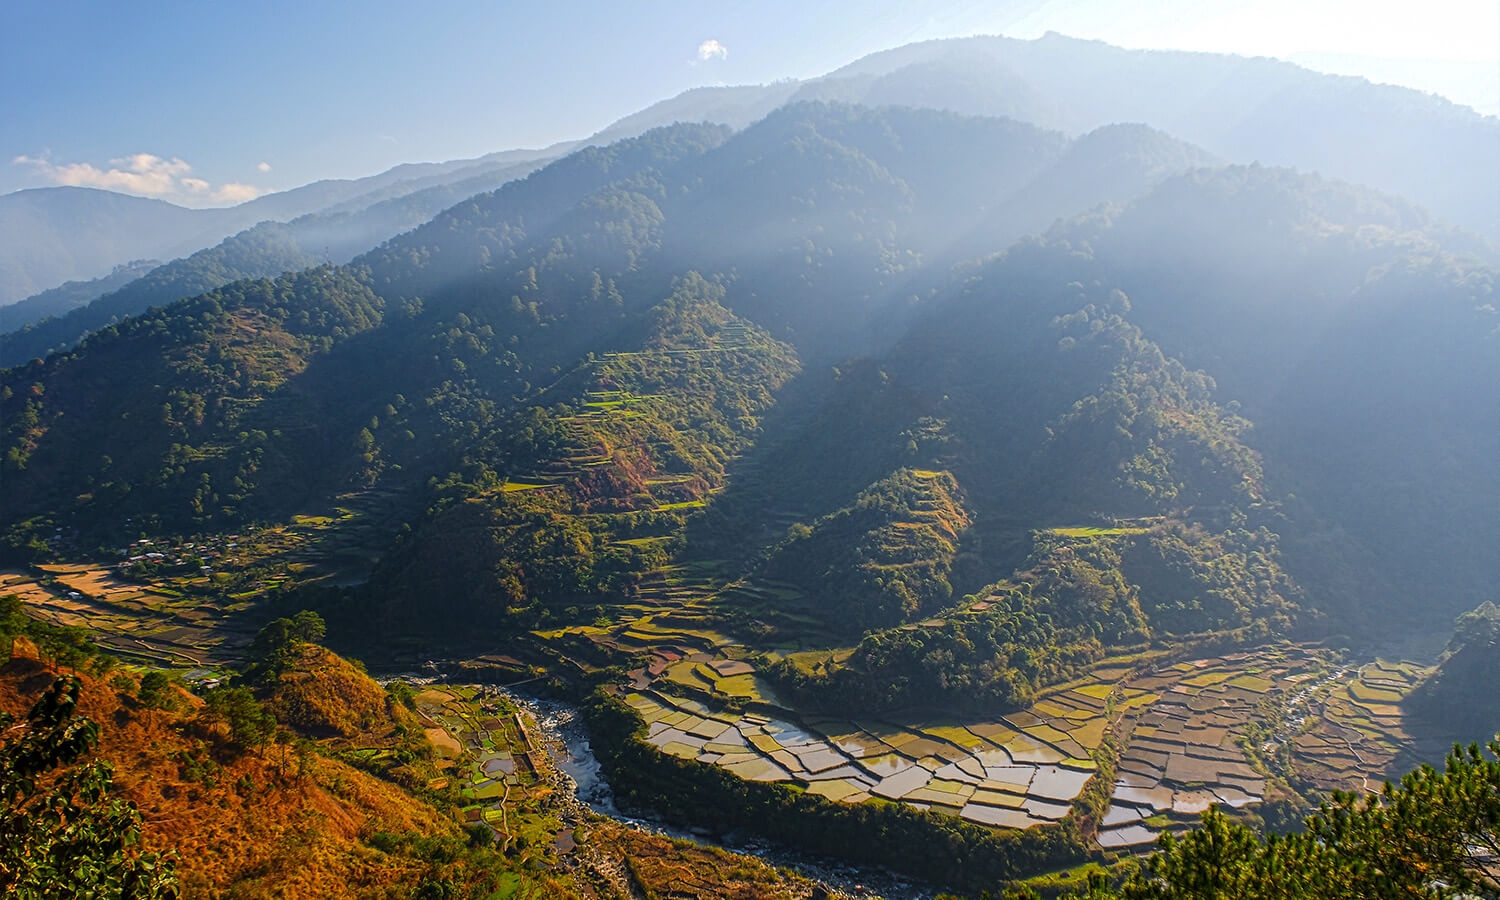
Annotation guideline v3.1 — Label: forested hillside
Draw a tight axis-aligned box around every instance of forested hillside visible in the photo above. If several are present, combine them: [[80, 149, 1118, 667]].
[[4, 94, 1497, 898], [5, 103, 1494, 676]]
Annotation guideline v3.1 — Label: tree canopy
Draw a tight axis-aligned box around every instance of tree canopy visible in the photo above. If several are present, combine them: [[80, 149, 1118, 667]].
[[0, 675, 178, 898]]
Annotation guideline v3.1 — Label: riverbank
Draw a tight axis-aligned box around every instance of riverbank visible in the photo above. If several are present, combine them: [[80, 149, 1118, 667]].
[[508, 685, 944, 900]]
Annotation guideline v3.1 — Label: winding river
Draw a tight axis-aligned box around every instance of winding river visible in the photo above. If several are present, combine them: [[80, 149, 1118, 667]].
[[501, 686, 941, 900]]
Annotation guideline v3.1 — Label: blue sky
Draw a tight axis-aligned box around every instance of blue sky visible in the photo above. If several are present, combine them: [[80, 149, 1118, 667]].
[[3, 0, 1495, 205]]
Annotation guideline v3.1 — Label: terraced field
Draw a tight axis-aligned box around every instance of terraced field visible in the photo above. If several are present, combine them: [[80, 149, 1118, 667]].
[[539, 579, 1430, 851], [410, 685, 578, 858], [1290, 659, 1426, 794], [1, 489, 408, 667]]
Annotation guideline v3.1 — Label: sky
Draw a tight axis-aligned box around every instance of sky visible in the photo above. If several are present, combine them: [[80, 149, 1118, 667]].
[[3, 0, 1495, 207]]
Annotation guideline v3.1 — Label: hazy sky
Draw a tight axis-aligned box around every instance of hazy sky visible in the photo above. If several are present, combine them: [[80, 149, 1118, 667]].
[[3, 0, 1495, 206]]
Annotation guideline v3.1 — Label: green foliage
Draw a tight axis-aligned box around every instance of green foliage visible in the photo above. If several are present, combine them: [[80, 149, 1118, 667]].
[[360, 278, 798, 641], [136, 671, 177, 711], [764, 468, 971, 632], [1, 222, 322, 368], [2, 265, 386, 537], [199, 686, 277, 753], [244, 610, 328, 684], [771, 516, 1299, 715], [1, 594, 105, 672], [0, 676, 178, 898], [1072, 741, 1500, 900]]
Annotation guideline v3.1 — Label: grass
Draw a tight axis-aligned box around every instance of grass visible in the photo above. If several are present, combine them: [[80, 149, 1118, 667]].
[[1048, 525, 1151, 538]]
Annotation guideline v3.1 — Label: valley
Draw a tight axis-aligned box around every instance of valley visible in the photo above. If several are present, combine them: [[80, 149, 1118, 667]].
[[3, 30, 1497, 898]]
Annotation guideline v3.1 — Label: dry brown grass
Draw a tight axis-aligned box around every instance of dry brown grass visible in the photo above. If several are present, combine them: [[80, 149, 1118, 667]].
[[604, 823, 819, 899], [263, 644, 404, 740], [0, 644, 457, 899]]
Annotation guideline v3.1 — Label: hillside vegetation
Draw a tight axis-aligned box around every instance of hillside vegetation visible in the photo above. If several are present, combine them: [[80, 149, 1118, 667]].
[[4, 105, 1494, 702]]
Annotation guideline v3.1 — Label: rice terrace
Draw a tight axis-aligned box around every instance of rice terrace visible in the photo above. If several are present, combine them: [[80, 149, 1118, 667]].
[[2, 15, 1497, 896], [529, 555, 1435, 853]]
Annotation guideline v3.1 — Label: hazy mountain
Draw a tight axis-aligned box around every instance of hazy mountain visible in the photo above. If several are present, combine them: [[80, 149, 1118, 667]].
[[0, 259, 158, 333], [6, 106, 1492, 670], [0, 188, 225, 306], [591, 33, 1500, 242], [585, 84, 801, 147], [0, 148, 569, 308], [1, 223, 322, 366], [8, 32, 1495, 313], [0, 157, 552, 365]]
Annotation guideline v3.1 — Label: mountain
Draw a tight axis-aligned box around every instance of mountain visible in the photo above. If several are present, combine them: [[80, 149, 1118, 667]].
[[0, 259, 158, 333], [2, 104, 1494, 706], [0, 188, 224, 306], [591, 33, 1500, 243], [0, 155, 551, 366], [4, 101, 1497, 893], [1, 223, 323, 366], [13, 30, 1492, 353], [0, 148, 569, 309], [0, 628, 822, 899]]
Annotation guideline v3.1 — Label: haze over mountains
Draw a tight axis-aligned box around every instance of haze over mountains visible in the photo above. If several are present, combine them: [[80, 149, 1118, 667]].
[[3, 33, 1494, 362], [6, 98, 1494, 647], [4, 27, 1500, 896]]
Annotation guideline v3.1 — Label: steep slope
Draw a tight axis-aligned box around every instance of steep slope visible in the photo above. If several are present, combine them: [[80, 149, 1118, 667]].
[[2, 223, 323, 366], [1042, 166, 1500, 627], [0, 646, 464, 898], [1, 266, 386, 532], [360, 277, 799, 644], [723, 243, 1298, 711], [762, 468, 972, 632], [824, 34, 1500, 241], [0, 150, 567, 307], [2, 105, 1493, 692], [945, 123, 1220, 263]]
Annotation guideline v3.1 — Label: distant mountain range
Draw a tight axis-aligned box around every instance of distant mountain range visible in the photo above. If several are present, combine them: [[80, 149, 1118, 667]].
[[3, 33, 1494, 369], [0, 145, 573, 309], [4, 33, 1499, 895]]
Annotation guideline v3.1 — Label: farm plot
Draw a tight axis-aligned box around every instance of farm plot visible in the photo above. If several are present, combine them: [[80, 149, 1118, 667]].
[[536, 550, 1425, 846], [0, 492, 409, 668], [5, 566, 252, 666], [622, 669, 1111, 830], [410, 685, 576, 862], [607, 633, 1429, 849], [1290, 659, 1426, 794], [1094, 646, 1426, 850]]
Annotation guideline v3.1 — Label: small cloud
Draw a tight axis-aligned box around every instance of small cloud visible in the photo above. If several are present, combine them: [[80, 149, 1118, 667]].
[[257, 161, 271, 173], [181, 177, 210, 193], [212, 182, 264, 204], [696, 39, 728, 62]]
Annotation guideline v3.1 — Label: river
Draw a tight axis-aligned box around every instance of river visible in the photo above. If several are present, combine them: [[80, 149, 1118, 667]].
[[502, 685, 945, 900]]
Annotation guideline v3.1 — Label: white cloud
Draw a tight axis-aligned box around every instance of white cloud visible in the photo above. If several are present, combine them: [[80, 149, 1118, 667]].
[[12, 152, 266, 205], [13, 152, 191, 196], [212, 182, 264, 203], [696, 39, 728, 62], [257, 161, 272, 172]]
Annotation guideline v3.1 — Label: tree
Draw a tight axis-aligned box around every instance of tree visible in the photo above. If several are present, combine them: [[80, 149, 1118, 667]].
[[137, 671, 176, 711], [200, 686, 276, 754], [244, 610, 327, 684], [0, 675, 178, 898], [1086, 740, 1500, 900]]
